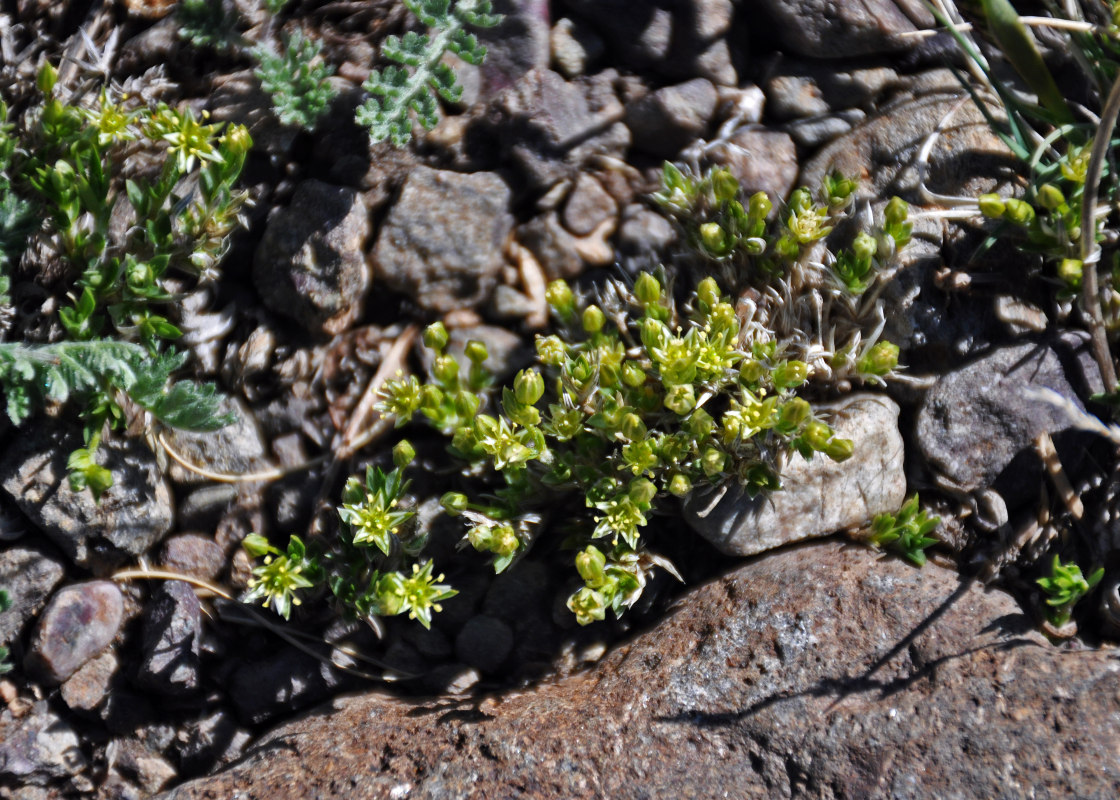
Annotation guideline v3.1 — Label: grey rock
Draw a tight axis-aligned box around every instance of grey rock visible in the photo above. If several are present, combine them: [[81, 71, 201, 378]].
[[766, 62, 900, 120], [25, 581, 124, 684], [176, 710, 252, 776], [489, 68, 629, 192], [159, 542, 1120, 800], [455, 615, 514, 673], [441, 324, 532, 383], [164, 397, 272, 486], [372, 166, 513, 313], [753, 0, 934, 58], [786, 108, 866, 150], [177, 484, 238, 532], [916, 337, 1101, 507], [106, 738, 177, 795], [616, 202, 677, 258], [482, 560, 551, 622], [400, 624, 453, 661], [421, 663, 480, 694], [478, 0, 551, 96], [60, 650, 118, 713], [253, 180, 372, 336], [159, 534, 226, 583], [708, 128, 798, 202], [0, 701, 86, 786], [136, 581, 202, 696], [625, 78, 718, 159], [684, 394, 906, 556], [562, 174, 617, 236], [227, 648, 346, 725], [208, 69, 298, 156], [0, 545, 65, 649], [765, 73, 830, 120], [550, 17, 604, 79], [518, 211, 584, 280], [0, 422, 174, 569]]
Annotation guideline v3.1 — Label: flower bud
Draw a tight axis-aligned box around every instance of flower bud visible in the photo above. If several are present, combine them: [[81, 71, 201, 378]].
[[825, 436, 854, 461], [514, 369, 545, 405], [575, 545, 607, 586], [432, 355, 459, 385], [884, 196, 909, 226], [1003, 197, 1035, 226], [788, 187, 812, 213], [748, 191, 772, 220], [699, 222, 733, 257], [392, 440, 416, 468], [629, 477, 657, 505], [222, 124, 253, 157], [441, 492, 469, 515], [621, 360, 647, 388], [825, 172, 857, 208], [423, 321, 449, 352], [1037, 183, 1065, 211], [582, 304, 605, 333], [37, 62, 58, 95], [546, 279, 575, 318], [711, 168, 739, 203], [772, 360, 808, 389], [701, 447, 727, 477], [663, 383, 696, 414], [685, 407, 714, 440], [802, 420, 833, 451], [852, 231, 877, 262], [696, 276, 721, 309], [464, 340, 489, 364], [668, 472, 692, 497], [467, 523, 493, 551], [857, 341, 900, 376], [1058, 257, 1083, 287], [493, 524, 519, 557], [634, 272, 661, 304], [536, 334, 567, 366], [977, 193, 1006, 218], [621, 412, 647, 442], [778, 397, 811, 429]]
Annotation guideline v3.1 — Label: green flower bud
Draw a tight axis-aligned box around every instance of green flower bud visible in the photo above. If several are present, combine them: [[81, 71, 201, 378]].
[[884, 196, 909, 226], [392, 440, 416, 468], [536, 334, 567, 366], [977, 193, 1006, 218], [467, 523, 493, 551], [441, 492, 469, 515], [420, 384, 444, 414], [629, 477, 657, 505], [568, 586, 607, 625], [788, 187, 812, 213], [857, 341, 900, 377], [748, 191, 772, 220], [453, 389, 481, 420], [802, 420, 833, 451], [668, 472, 692, 497], [464, 340, 489, 364], [1036, 183, 1065, 211], [423, 321, 449, 352], [685, 407, 714, 440], [1003, 197, 1035, 226], [826, 437, 854, 461], [621, 412, 647, 442], [640, 316, 669, 351], [696, 276, 721, 309], [37, 62, 58, 95], [699, 222, 734, 258], [739, 359, 765, 385], [127, 260, 153, 287], [701, 447, 727, 478], [852, 231, 877, 261], [824, 172, 858, 208], [433, 355, 459, 385], [242, 532, 276, 558], [663, 383, 696, 415], [634, 272, 661, 304], [575, 545, 607, 587], [514, 369, 545, 405], [223, 124, 253, 157], [582, 304, 605, 333], [1058, 257, 1083, 287], [772, 360, 809, 389], [711, 167, 739, 203], [621, 360, 647, 388], [546, 279, 575, 318], [778, 397, 811, 429], [493, 524, 520, 557]]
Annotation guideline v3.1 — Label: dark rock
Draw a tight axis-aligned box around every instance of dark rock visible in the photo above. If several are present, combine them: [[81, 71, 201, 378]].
[[100, 688, 157, 735], [25, 581, 124, 684], [616, 202, 677, 259], [0, 422, 174, 569], [708, 128, 798, 202], [176, 484, 238, 533], [0, 544, 65, 649], [176, 709, 252, 777], [227, 647, 347, 725], [399, 624, 453, 661], [684, 394, 906, 556], [916, 337, 1102, 508], [625, 77, 718, 159], [561, 174, 617, 236], [253, 180, 372, 336], [135, 581, 202, 696], [158, 542, 1120, 800], [454, 615, 513, 673], [421, 662, 481, 694], [164, 397, 272, 486], [786, 109, 866, 150], [765, 62, 900, 120], [753, 0, 933, 58], [371, 166, 513, 313], [482, 560, 552, 623], [488, 68, 629, 192], [0, 701, 86, 786], [60, 650, 118, 713], [208, 69, 298, 156], [517, 212, 585, 280], [159, 534, 226, 583], [478, 0, 551, 97], [106, 738, 177, 796]]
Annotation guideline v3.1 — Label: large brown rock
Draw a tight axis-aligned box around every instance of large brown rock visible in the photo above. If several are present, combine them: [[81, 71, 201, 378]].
[[157, 542, 1120, 799]]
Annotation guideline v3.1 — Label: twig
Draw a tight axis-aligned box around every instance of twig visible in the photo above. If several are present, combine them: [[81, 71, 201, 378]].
[[157, 431, 327, 483]]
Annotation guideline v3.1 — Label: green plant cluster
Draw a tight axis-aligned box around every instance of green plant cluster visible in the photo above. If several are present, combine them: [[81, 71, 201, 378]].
[[0, 65, 242, 496], [253, 30, 338, 131], [0, 589, 12, 675], [1036, 554, 1104, 627], [866, 494, 940, 567], [356, 0, 501, 147], [243, 452, 456, 628]]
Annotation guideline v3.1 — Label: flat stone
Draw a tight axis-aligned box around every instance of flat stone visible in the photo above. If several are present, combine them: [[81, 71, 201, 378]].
[[683, 393, 907, 556], [25, 581, 124, 684], [561, 174, 616, 237], [253, 179, 372, 336], [709, 128, 798, 202], [156, 542, 1120, 799], [135, 581, 202, 696], [0, 700, 87, 786], [372, 166, 513, 313], [752, 0, 933, 58], [60, 650, 118, 713], [0, 544, 65, 649], [159, 534, 226, 583], [625, 78, 718, 158], [164, 397, 272, 486]]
